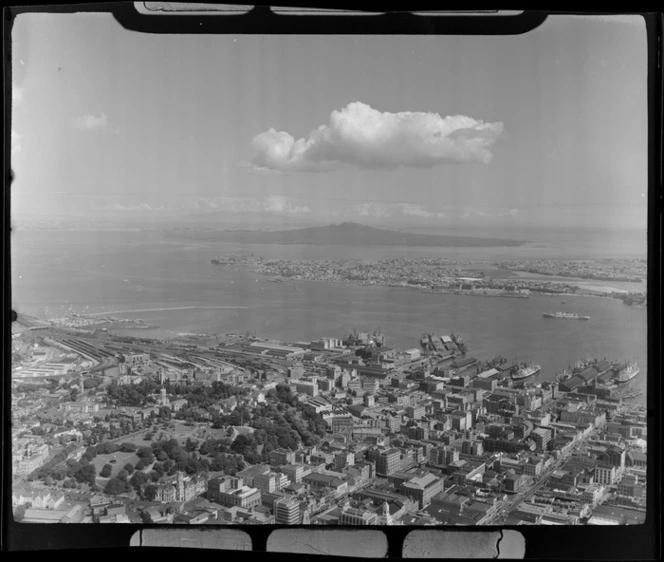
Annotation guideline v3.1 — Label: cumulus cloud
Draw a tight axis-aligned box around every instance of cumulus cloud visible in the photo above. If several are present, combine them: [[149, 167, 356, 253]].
[[355, 202, 391, 218], [73, 112, 108, 131], [399, 203, 447, 219], [349, 202, 447, 220], [263, 196, 311, 214], [92, 196, 311, 215], [251, 102, 503, 172], [92, 202, 154, 212]]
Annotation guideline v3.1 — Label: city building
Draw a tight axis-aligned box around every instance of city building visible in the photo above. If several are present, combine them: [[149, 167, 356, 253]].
[[338, 504, 379, 525], [269, 449, 296, 467], [153, 471, 208, 503], [595, 464, 618, 486], [331, 415, 355, 435], [373, 448, 401, 476], [274, 497, 301, 525], [399, 473, 445, 508], [207, 476, 261, 509]]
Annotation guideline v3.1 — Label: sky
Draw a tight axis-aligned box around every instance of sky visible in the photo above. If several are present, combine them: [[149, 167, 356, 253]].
[[10, 12, 648, 231]]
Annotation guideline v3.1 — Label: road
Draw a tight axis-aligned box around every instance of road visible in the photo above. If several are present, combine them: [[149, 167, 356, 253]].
[[487, 458, 567, 524]]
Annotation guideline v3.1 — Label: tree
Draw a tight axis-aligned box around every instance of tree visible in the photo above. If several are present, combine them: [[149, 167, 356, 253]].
[[65, 459, 82, 478], [81, 446, 97, 462], [123, 463, 135, 474], [104, 477, 125, 495], [13, 505, 28, 522], [130, 470, 149, 491], [230, 434, 260, 464], [96, 442, 120, 455], [143, 484, 157, 501], [137, 446, 155, 460], [75, 463, 97, 486], [100, 464, 113, 478], [120, 442, 138, 452]]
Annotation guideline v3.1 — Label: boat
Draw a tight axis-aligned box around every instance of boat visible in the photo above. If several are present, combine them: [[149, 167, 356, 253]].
[[512, 363, 542, 380], [543, 312, 590, 320], [615, 362, 639, 384]]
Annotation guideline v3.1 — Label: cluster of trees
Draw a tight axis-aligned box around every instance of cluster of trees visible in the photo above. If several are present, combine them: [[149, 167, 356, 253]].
[[166, 381, 251, 423], [27, 442, 78, 482], [13, 503, 30, 522], [29, 447, 98, 489], [105, 379, 160, 407], [170, 380, 248, 402], [104, 470, 132, 495], [148, 439, 210, 475], [210, 453, 244, 474], [197, 437, 246, 474], [28, 440, 147, 492], [211, 404, 253, 429], [84, 418, 142, 446], [196, 384, 328, 466]]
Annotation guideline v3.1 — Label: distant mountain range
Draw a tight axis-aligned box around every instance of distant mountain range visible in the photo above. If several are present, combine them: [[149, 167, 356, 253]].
[[165, 222, 525, 247]]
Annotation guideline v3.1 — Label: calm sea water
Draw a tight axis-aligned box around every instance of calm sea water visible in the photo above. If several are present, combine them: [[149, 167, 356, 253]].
[[11, 228, 648, 404]]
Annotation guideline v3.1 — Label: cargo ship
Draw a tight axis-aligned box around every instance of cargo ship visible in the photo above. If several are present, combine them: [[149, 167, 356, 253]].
[[511, 363, 542, 380], [543, 312, 590, 320], [615, 362, 639, 384]]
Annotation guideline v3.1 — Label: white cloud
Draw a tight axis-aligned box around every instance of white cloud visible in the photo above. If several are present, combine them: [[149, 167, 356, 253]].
[[399, 203, 447, 219], [263, 196, 311, 214], [456, 207, 523, 220], [349, 202, 447, 220], [91, 202, 154, 212], [73, 112, 108, 131], [251, 102, 503, 172], [355, 202, 391, 218], [92, 196, 311, 215]]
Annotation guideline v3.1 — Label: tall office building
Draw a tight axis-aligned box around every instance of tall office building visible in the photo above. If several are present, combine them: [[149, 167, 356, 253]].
[[274, 497, 301, 525]]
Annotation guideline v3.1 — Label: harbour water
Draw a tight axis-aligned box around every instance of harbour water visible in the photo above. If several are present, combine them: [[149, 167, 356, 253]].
[[11, 228, 648, 404]]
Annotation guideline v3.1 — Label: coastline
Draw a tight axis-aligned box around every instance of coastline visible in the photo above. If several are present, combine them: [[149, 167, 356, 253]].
[[212, 266, 640, 303]]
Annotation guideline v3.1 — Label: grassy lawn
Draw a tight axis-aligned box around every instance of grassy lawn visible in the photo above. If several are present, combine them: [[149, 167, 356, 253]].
[[92, 451, 139, 480], [138, 420, 213, 446]]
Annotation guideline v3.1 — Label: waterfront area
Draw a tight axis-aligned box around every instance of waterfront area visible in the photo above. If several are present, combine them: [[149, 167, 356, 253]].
[[9, 9, 652, 544], [12, 316, 647, 526], [210, 254, 647, 303]]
